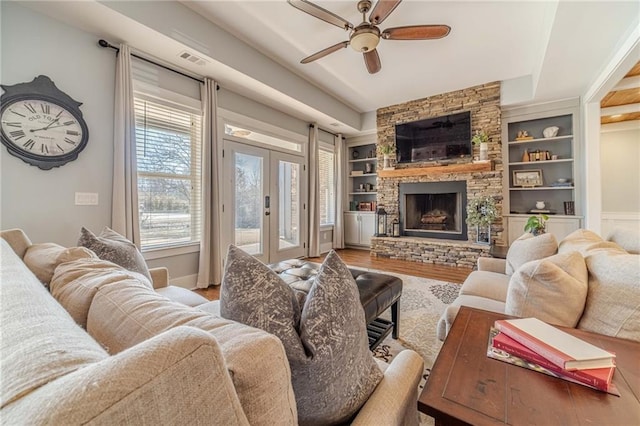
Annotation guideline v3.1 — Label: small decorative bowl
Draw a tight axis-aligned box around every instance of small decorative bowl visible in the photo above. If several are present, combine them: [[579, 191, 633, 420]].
[[557, 178, 568, 183], [543, 126, 559, 138]]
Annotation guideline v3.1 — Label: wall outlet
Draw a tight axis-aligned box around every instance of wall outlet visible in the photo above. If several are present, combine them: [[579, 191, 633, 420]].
[[75, 192, 99, 206]]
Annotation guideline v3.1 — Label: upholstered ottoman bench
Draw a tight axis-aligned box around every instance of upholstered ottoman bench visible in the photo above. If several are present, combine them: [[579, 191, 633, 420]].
[[270, 259, 402, 350]]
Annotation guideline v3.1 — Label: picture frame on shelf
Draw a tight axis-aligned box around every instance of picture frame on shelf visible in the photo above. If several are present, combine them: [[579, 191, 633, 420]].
[[513, 169, 543, 187]]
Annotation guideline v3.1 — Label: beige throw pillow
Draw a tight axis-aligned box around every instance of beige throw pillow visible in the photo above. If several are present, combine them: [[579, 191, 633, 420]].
[[558, 229, 608, 255], [50, 258, 152, 328], [505, 251, 588, 327], [23, 243, 96, 286], [506, 232, 558, 275], [78, 227, 151, 282], [577, 248, 640, 342]]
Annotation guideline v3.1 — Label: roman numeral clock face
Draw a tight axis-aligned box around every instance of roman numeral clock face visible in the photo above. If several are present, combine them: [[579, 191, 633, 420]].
[[1, 76, 89, 170]]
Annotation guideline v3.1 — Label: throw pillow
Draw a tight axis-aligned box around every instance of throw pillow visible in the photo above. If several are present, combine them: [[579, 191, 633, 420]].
[[506, 232, 558, 275], [558, 229, 605, 255], [505, 251, 588, 327], [577, 247, 640, 342], [220, 246, 383, 425], [78, 227, 152, 282], [23, 242, 96, 286]]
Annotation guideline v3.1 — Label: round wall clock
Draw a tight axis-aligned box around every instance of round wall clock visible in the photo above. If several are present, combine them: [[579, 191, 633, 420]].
[[0, 75, 89, 170]]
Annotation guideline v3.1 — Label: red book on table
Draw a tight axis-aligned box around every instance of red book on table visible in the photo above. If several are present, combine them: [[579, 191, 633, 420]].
[[494, 318, 616, 371], [492, 331, 615, 391]]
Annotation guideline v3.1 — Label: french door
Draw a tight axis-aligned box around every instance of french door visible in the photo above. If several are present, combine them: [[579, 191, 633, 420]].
[[222, 140, 306, 264]]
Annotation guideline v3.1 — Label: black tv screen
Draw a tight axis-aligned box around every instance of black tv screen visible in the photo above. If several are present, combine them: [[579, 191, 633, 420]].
[[395, 111, 471, 163]]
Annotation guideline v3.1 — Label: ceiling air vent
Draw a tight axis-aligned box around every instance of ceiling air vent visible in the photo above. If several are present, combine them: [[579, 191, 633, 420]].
[[178, 51, 207, 66]]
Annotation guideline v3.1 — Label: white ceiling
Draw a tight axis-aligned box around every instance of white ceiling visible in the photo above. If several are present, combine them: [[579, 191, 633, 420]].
[[183, 0, 639, 111], [19, 1, 640, 136]]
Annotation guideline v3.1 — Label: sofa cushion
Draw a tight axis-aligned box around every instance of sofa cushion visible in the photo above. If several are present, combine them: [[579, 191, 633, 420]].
[[221, 247, 383, 425], [506, 232, 558, 275], [86, 280, 297, 425], [558, 229, 614, 255], [505, 252, 588, 327], [23, 243, 96, 286], [78, 227, 151, 281], [436, 295, 506, 341], [459, 270, 510, 302], [50, 258, 152, 328], [577, 247, 640, 342], [606, 227, 640, 254], [0, 239, 107, 408]]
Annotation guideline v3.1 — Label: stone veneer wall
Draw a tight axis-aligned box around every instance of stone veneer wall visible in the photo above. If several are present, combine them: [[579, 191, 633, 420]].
[[373, 82, 503, 264]]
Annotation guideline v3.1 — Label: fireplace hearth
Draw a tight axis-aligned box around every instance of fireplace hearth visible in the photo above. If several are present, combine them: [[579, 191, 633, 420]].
[[399, 181, 467, 240]]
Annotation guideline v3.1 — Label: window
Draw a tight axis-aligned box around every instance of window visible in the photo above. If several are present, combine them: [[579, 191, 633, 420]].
[[318, 148, 335, 226], [134, 96, 202, 249]]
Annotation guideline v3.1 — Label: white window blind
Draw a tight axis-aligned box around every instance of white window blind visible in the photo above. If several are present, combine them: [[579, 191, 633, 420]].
[[134, 96, 202, 249], [319, 148, 335, 226]]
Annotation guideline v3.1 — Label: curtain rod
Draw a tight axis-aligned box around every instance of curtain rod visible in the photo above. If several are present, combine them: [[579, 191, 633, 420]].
[[309, 123, 344, 138], [99, 39, 218, 90]]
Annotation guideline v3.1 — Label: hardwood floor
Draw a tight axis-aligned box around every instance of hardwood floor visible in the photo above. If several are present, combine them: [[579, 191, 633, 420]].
[[194, 248, 472, 301]]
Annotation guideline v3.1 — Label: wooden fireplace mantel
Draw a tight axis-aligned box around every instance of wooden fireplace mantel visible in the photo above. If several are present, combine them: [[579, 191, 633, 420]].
[[377, 161, 493, 178]]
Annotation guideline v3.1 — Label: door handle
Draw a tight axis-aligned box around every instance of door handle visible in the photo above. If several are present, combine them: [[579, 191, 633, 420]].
[[265, 211, 270, 216], [265, 195, 270, 208]]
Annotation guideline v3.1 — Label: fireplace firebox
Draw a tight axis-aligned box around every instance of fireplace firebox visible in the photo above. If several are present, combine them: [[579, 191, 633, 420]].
[[399, 181, 467, 240]]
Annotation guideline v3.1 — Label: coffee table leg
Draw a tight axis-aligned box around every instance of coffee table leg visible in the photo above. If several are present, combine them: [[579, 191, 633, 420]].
[[391, 300, 400, 339]]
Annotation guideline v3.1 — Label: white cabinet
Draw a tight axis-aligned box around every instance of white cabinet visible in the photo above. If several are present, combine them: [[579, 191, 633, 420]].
[[506, 216, 582, 245], [502, 99, 583, 244], [344, 212, 375, 247]]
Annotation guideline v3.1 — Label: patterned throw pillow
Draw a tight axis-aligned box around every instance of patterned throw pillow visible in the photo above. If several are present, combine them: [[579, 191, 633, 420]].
[[78, 227, 152, 282], [221, 246, 383, 425]]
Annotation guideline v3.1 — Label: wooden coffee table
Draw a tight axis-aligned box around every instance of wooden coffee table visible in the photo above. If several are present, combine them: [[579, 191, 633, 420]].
[[419, 307, 640, 425]]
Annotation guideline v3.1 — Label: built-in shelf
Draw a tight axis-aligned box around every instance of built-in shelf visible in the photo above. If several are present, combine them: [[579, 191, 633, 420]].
[[349, 173, 377, 177], [508, 135, 573, 145], [509, 186, 574, 191], [349, 192, 377, 195], [509, 159, 573, 166], [349, 157, 377, 163], [378, 161, 493, 178]]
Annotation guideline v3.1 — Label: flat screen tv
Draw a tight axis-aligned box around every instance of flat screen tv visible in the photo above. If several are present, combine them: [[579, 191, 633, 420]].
[[395, 111, 471, 163]]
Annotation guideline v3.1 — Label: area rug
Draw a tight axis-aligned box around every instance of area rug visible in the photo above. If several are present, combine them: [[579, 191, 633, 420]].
[[357, 268, 460, 425]]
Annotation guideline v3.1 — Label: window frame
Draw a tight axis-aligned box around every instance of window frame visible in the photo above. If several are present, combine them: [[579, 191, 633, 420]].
[[318, 142, 336, 227], [133, 88, 203, 253]]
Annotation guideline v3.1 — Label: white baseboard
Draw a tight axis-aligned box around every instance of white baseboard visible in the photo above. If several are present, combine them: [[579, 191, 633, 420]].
[[169, 273, 198, 290]]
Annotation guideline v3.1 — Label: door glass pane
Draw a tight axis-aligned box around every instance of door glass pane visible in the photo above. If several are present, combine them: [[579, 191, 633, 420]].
[[278, 160, 300, 250], [235, 152, 263, 255]]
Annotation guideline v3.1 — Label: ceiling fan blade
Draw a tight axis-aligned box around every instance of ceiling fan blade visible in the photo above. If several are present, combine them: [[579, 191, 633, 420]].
[[369, 0, 402, 25], [301, 41, 349, 64], [287, 0, 353, 30], [382, 25, 451, 40], [363, 49, 381, 74]]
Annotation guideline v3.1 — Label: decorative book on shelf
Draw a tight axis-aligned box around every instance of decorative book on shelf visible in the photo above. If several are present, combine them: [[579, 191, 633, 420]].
[[486, 328, 620, 396], [491, 330, 615, 391], [494, 318, 616, 371]]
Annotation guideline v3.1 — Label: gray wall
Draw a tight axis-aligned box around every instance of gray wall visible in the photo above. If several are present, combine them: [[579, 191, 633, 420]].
[[601, 127, 640, 212], [1, 2, 115, 247]]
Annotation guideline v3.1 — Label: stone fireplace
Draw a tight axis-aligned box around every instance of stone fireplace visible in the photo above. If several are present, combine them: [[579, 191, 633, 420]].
[[371, 81, 503, 268], [400, 181, 467, 240]]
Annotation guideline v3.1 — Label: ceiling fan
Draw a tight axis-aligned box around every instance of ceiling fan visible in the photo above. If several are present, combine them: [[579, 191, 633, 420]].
[[288, 0, 450, 74]]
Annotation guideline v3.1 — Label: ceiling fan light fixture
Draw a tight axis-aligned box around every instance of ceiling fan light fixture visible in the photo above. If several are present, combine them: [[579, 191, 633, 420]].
[[350, 27, 380, 52]]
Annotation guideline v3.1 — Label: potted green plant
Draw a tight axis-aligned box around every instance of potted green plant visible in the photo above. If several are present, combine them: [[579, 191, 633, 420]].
[[379, 144, 394, 170], [524, 214, 549, 235], [471, 130, 489, 161], [466, 196, 498, 244]]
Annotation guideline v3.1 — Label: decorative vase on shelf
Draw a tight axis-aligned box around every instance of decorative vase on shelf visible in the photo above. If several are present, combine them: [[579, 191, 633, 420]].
[[522, 149, 529, 162], [383, 154, 391, 170], [479, 142, 489, 161]]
